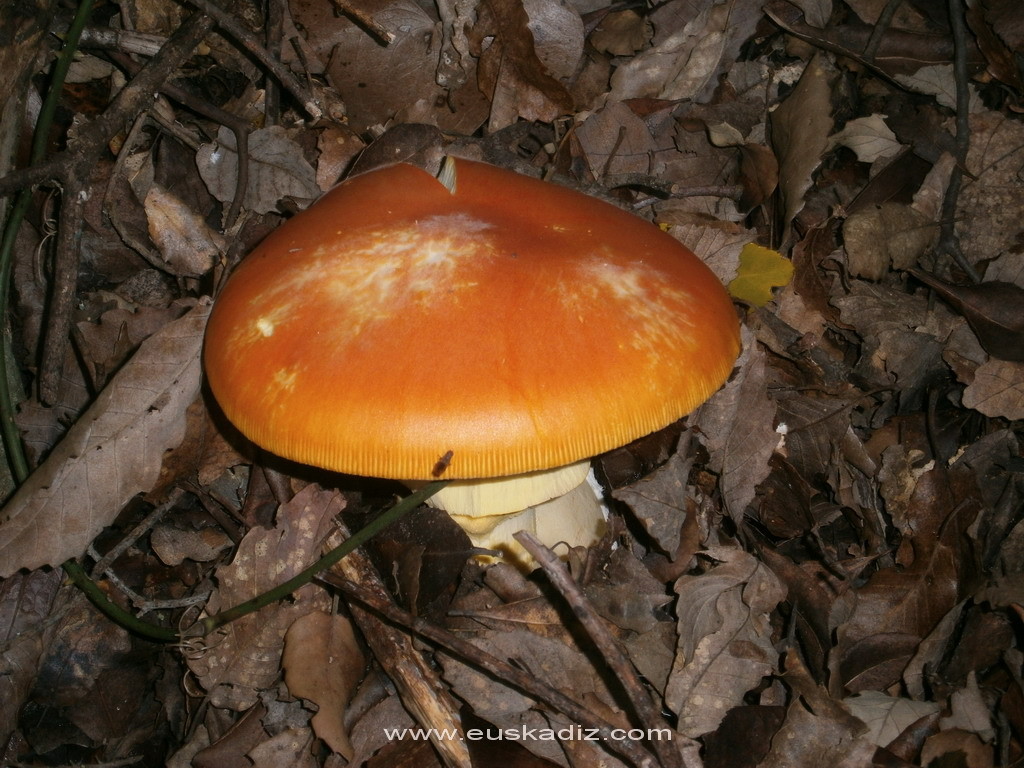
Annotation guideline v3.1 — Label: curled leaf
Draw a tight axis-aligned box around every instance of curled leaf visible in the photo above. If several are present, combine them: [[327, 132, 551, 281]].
[[910, 268, 1024, 362]]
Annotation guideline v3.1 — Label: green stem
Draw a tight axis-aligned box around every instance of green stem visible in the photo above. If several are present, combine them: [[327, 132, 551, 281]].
[[193, 480, 448, 637], [0, 0, 97, 484], [69, 482, 447, 642], [63, 559, 180, 642]]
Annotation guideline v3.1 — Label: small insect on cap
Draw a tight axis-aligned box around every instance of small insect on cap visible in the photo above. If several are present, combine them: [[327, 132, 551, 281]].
[[203, 158, 741, 482]]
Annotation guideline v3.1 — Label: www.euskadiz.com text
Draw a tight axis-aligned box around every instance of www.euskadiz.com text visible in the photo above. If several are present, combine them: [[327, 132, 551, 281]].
[[382, 725, 674, 742]]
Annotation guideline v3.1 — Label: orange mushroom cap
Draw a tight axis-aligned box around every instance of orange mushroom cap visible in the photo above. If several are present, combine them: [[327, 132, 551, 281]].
[[204, 158, 740, 481]]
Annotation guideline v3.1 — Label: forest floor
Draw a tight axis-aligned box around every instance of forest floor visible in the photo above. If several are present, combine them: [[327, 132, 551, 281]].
[[0, 0, 1023, 766]]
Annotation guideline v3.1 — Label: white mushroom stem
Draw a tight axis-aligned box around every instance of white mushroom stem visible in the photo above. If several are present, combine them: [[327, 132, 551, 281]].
[[407, 460, 608, 569]]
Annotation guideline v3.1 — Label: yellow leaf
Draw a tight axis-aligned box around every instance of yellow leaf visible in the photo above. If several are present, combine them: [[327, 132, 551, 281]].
[[728, 243, 794, 307]]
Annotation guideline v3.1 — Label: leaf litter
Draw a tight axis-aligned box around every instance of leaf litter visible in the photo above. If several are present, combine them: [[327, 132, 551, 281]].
[[0, 0, 1022, 766]]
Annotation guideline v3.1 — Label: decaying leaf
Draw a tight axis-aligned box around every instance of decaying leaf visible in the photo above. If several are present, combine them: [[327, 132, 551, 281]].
[[829, 114, 901, 163], [696, 328, 777, 522], [608, 0, 763, 104], [196, 125, 319, 215], [760, 655, 877, 768], [843, 203, 937, 281], [612, 451, 693, 556], [144, 185, 224, 277], [770, 53, 836, 241], [185, 485, 339, 710], [910, 268, 1024, 362], [283, 611, 365, 758], [957, 111, 1024, 267], [667, 546, 785, 737], [0, 299, 211, 577], [842, 690, 941, 747], [962, 358, 1024, 420], [472, 0, 575, 130]]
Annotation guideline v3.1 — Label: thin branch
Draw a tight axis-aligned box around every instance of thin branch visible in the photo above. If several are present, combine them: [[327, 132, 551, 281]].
[[188, 481, 448, 637], [936, 0, 980, 282], [182, 0, 324, 120], [320, 570, 665, 768], [516, 531, 684, 768], [862, 0, 903, 63]]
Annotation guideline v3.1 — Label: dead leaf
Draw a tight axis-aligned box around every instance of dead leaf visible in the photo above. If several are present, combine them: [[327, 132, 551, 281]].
[[758, 655, 876, 768], [472, 0, 575, 130], [185, 485, 339, 710], [283, 611, 365, 758], [957, 111, 1024, 267], [910, 268, 1024, 362], [962, 357, 1024, 420], [843, 204, 937, 281], [0, 570, 62, 741], [323, 0, 489, 135], [608, 0, 763, 104], [196, 125, 319, 215], [574, 101, 656, 178], [770, 53, 836, 241], [144, 185, 224, 276], [150, 524, 233, 566], [842, 690, 941, 747], [696, 327, 776, 522], [247, 727, 317, 768], [667, 545, 785, 737], [829, 114, 901, 163], [0, 299, 211, 576], [590, 10, 650, 56], [612, 451, 693, 556]]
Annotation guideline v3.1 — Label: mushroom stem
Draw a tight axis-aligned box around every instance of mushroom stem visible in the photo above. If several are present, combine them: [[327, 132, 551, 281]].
[[412, 462, 607, 569]]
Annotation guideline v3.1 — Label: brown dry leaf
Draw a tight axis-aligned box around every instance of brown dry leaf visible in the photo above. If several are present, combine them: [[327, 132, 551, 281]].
[[910, 269, 1024, 362], [150, 524, 233, 566], [322, 0, 488, 134], [0, 570, 62, 742], [942, 672, 995, 741], [612, 451, 692, 555], [0, 299, 211, 577], [831, 281, 955, 392], [828, 114, 901, 163], [667, 545, 785, 737], [758, 655, 876, 768], [590, 10, 650, 56], [585, 547, 673, 634], [144, 185, 224, 276], [608, 0, 763, 103], [842, 203, 937, 281], [842, 690, 940, 747], [185, 485, 339, 710], [921, 729, 994, 768], [247, 727, 317, 768], [962, 358, 1024, 420], [76, 303, 192, 383], [770, 53, 836, 241], [696, 327, 776, 523], [958, 111, 1024, 267], [473, 0, 575, 131], [574, 101, 656, 178], [347, 695, 418, 767], [196, 125, 319, 215], [836, 468, 980, 685], [521, 0, 584, 82], [282, 611, 365, 758], [439, 629, 622, 765]]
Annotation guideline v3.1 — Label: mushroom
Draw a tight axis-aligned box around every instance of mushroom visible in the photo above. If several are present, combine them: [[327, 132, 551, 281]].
[[204, 157, 740, 567]]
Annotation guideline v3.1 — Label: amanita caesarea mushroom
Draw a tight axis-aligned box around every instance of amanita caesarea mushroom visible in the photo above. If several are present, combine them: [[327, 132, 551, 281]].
[[203, 157, 740, 567]]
